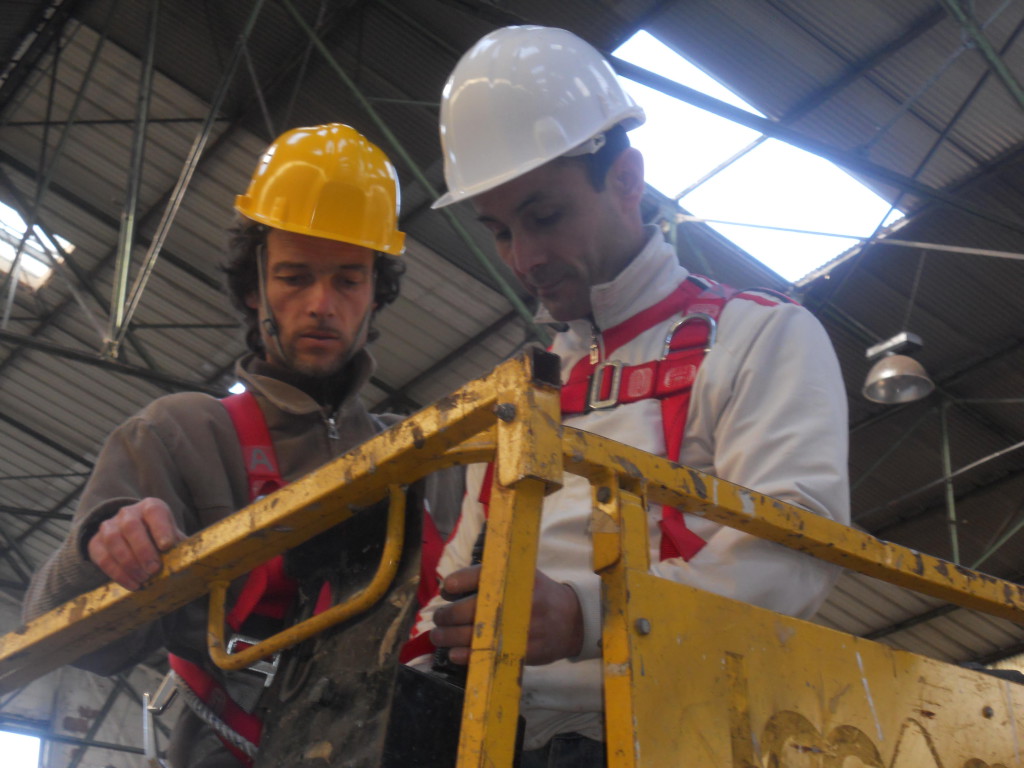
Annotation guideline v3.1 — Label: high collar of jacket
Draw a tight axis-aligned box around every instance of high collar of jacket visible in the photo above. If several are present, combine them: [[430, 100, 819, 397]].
[[535, 226, 690, 348], [234, 348, 376, 417]]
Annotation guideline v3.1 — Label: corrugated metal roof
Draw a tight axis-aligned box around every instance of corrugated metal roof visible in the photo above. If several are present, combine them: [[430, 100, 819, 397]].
[[2, 0, 1024, 758]]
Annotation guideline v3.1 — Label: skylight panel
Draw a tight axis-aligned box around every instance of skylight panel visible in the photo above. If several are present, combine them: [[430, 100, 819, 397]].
[[0, 731, 40, 768], [0, 201, 70, 290], [614, 30, 902, 283]]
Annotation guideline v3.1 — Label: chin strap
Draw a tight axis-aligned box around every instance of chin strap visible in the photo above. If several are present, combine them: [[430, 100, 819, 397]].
[[335, 275, 376, 371], [255, 240, 288, 364]]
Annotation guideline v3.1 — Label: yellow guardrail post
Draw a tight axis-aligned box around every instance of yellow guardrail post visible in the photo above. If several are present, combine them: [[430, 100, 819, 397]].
[[456, 350, 563, 768], [591, 472, 648, 768]]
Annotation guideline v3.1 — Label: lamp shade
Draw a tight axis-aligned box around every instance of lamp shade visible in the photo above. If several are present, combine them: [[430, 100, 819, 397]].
[[862, 354, 934, 404]]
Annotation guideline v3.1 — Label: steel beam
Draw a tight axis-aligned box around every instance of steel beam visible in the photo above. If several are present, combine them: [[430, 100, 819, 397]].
[[108, 0, 270, 356], [106, 0, 159, 355], [67, 676, 126, 768], [675, 5, 946, 200], [0, 329, 223, 394], [939, 0, 1024, 111], [0, 505, 72, 521], [940, 399, 961, 564], [859, 435, 1024, 525], [0, 719, 146, 756], [0, 0, 83, 119]]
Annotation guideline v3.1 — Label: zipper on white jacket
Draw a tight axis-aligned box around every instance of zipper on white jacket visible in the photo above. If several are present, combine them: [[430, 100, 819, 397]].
[[588, 321, 603, 365], [325, 415, 340, 440]]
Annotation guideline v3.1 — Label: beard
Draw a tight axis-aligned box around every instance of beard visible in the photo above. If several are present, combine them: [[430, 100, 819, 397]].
[[274, 333, 358, 379]]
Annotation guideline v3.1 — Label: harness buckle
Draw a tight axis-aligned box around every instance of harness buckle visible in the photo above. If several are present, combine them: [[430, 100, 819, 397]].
[[228, 633, 282, 688], [587, 360, 624, 410], [661, 312, 717, 359]]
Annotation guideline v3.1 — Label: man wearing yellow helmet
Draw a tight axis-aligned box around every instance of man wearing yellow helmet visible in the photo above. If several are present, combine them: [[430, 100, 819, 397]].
[[411, 26, 850, 767], [22, 124, 454, 767]]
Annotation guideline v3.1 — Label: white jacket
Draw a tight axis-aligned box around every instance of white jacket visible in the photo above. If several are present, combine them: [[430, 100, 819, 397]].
[[413, 227, 850, 749]]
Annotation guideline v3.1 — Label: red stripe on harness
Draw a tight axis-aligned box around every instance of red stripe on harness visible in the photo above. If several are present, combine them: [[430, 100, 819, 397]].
[[559, 279, 787, 562], [220, 392, 297, 632], [168, 391, 293, 765], [168, 654, 262, 766]]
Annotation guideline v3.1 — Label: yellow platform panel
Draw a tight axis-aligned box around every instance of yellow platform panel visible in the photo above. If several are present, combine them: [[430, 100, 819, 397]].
[[606, 572, 1023, 767]]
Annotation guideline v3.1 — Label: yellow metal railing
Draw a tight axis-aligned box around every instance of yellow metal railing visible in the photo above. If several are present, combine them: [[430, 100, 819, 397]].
[[2, 349, 1023, 768]]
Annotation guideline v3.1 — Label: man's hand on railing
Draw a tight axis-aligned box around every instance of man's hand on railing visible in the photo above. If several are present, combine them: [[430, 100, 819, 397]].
[[87, 497, 187, 591], [431, 564, 583, 666]]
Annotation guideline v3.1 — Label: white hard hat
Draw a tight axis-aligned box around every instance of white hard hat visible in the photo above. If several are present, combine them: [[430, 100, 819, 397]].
[[432, 26, 646, 209]]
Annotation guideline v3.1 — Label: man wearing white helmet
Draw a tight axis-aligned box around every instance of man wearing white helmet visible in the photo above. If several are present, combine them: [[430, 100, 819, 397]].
[[411, 26, 850, 766]]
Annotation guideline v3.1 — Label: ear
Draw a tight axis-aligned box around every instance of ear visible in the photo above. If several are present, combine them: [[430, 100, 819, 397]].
[[607, 147, 645, 208], [245, 290, 260, 311]]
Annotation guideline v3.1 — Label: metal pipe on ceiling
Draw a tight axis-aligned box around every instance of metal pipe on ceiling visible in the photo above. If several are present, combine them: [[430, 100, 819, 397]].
[[0, 328, 223, 394], [67, 676, 127, 768], [972, 500, 1024, 571], [940, 399, 961, 565], [676, 214, 1024, 264], [0, 720, 148, 756], [106, 0, 159, 357], [278, 0, 551, 347], [108, 0, 271, 357], [859, 435, 1024, 523], [939, 0, 1024, 112], [0, 505, 73, 521]]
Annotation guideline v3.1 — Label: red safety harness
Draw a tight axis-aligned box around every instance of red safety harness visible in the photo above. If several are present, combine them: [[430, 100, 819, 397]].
[[168, 391, 296, 766], [560, 275, 746, 561], [401, 276, 788, 663]]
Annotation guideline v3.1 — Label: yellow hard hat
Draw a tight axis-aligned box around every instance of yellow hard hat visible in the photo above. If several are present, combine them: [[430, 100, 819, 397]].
[[235, 123, 405, 255]]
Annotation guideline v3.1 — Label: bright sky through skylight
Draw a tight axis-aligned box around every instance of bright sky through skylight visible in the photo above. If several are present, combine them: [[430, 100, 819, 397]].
[[613, 31, 901, 282], [0, 731, 40, 768], [0, 200, 70, 290]]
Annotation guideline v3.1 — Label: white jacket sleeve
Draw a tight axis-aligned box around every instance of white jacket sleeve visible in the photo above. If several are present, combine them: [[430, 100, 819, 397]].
[[567, 300, 849, 660], [660, 299, 849, 610]]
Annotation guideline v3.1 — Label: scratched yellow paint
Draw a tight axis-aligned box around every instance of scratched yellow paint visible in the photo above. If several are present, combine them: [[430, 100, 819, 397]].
[[2, 348, 1024, 768], [600, 477, 1024, 768], [608, 572, 1024, 767]]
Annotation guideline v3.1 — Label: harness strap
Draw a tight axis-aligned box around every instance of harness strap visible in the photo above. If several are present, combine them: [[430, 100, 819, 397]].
[[168, 654, 262, 765], [168, 391, 292, 766], [220, 392, 297, 631], [562, 279, 786, 561]]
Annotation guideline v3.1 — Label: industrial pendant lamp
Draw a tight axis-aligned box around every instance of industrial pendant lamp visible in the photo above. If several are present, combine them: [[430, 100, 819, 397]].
[[862, 331, 934, 404]]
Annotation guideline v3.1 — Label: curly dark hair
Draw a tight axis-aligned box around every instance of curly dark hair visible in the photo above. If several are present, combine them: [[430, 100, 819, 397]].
[[223, 217, 406, 354]]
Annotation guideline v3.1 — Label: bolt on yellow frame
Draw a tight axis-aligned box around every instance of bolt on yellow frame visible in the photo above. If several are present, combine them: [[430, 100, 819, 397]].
[[2, 349, 1023, 767]]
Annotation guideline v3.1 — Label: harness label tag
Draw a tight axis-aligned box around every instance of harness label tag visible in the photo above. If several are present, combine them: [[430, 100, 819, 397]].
[[658, 361, 697, 394], [623, 364, 656, 400], [246, 446, 276, 474]]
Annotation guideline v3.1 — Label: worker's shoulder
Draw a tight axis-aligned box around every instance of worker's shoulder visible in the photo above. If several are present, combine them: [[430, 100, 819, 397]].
[[128, 391, 232, 435], [716, 287, 823, 348], [719, 286, 808, 323]]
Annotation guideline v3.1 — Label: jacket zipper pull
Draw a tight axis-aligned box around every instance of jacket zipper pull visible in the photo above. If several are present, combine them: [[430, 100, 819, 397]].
[[325, 416, 340, 440]]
